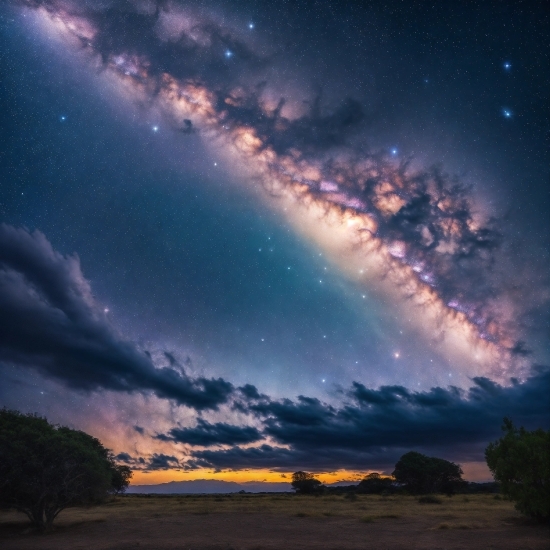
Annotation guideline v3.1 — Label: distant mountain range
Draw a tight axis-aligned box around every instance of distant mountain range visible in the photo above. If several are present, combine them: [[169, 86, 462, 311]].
[[127, 479, 357, 494]]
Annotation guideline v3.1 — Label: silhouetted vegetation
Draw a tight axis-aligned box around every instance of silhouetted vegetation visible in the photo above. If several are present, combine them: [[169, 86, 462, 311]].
[[485, 418, 549, 522], [357, 472, 395, 494], [291, 471, 323, 494], [392, 451, 465, 495], [0, 409, 132, 531]]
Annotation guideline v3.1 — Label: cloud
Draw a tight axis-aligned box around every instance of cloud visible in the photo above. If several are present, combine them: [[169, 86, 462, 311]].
[[157, 418, 262, 446], [0, 224, 233, 410], [190, 366, 550, 471], [147, 453, 180, 470]]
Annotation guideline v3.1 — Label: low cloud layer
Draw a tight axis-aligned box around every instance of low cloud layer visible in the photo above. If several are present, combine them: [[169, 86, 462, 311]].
[[160, 367, 549, 471], [0, 224, 232, 410]]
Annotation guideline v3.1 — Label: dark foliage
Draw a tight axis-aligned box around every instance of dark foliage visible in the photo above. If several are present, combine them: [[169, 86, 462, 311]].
[[392, 451, 465, 495], [356, 472, 395, 494], [485, 418, 549, 522], [291, 471, 323, 494], [0, 409, 132, 531]]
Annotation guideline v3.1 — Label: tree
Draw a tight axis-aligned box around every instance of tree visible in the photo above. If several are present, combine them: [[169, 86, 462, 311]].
[[485, 418, 549, 522], [392, 451, 464, 495], [111, 464, 133, 494], [357, 472, 394, 494], [291, 471, 323, 494], [0, 409, 132, 531]]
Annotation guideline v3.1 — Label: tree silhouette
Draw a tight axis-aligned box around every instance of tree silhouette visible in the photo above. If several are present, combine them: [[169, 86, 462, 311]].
[[486, 418, 549, 522], [291, 471, 323, 494], [357, 472, 394, 494], [0, 409, 132, 531], [392, 451, 464, 495]]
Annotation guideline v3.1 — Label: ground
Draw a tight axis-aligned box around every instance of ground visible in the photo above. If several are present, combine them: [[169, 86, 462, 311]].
[[1, 493, 548, 549]]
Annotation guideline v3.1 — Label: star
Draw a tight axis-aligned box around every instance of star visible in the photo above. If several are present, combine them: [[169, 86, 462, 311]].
[[503, 109, 512, 118], [394, 352, 400, 358], [391, 148, 398, 155], [104, 308, 109, 313], [504, 62, 511, 70], [248, 23, 254, 29], [152, 125, 159, 132], [60, 115, 66, 121], [225, 50, 233, 58]]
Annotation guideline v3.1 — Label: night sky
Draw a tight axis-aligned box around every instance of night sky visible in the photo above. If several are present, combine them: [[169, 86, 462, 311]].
[[0, 0, 548, 484]]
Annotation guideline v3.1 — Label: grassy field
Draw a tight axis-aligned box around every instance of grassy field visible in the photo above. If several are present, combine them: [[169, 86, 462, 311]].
[[1, 493, 548, 549]]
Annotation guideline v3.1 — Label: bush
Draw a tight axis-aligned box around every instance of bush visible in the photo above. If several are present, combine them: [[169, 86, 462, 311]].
[[0, 409, 131, 531], [485, 418, 549, 522]]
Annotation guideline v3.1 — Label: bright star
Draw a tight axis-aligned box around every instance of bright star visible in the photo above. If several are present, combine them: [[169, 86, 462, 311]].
[[504, 62, 511, 70], [391, 148, 398, 155], [60, 116, 66, 121], [249, 23, 254, 29], [104, 308, 109, 313], [225, 50, 233, 58], [322, 379, 326, 383], [503, 109, 512, 118], [152, 126, 159, 132], [394, 352, 400, 358]]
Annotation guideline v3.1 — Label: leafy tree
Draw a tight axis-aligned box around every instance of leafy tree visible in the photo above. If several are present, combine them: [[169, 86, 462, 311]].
[[0, 409, 132, 531], [291, 471, 323, 494], [357, 472, 394, 494], [111, 464, 133, 494], [392, 451, 464, 495], [485, 418, 549, 522]]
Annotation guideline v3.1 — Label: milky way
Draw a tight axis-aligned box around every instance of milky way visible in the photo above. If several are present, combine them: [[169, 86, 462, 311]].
[[19, 0, 531, 381], [1, 0, 548, 478]]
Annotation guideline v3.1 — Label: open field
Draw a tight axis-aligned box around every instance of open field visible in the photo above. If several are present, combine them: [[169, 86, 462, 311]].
[[1, 493, 548, 549]]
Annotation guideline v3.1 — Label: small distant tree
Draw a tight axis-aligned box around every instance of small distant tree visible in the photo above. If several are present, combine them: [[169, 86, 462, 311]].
[[291, 471, 323, 494], [485, 418, 549, 522], [357, 472, 394, 494], [392, 451, 464, 495], [0, 409, 132, 531]]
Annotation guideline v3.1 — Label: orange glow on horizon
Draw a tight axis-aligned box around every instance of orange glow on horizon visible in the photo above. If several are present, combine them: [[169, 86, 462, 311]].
[[130, 468, 368, 486], [130, 463, 493, 485]]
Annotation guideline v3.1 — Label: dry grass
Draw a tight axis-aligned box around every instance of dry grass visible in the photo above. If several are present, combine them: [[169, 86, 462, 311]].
[[0, 492, 520, 528], [1, 493, 548, 550]]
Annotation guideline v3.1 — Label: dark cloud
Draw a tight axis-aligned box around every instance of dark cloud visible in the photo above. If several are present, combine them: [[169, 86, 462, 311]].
[[157, 418, 262, 447], [0, 224, 233, 410], [147, 453, 180, 470], [191, 366, 550, 471], [117, 451, 181, 471], [115, 452, 145, 467]]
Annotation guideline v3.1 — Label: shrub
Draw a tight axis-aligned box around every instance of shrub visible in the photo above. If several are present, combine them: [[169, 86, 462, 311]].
[[485, 418, 549, 522]]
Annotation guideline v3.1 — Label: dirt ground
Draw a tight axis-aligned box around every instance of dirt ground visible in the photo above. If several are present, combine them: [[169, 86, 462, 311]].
[[1, 493, 548, 549]]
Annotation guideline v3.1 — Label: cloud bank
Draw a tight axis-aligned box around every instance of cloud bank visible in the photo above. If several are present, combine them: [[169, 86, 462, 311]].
[[0, 224, 232, 410]]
